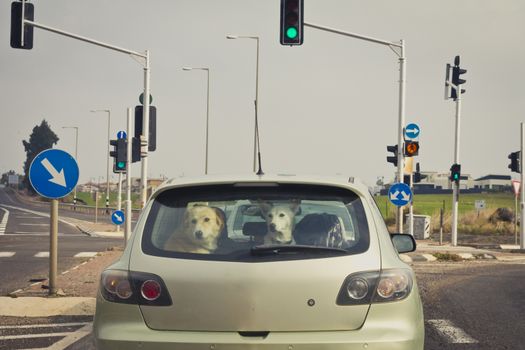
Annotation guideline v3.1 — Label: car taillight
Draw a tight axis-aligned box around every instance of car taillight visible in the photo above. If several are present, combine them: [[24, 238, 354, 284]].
[[141, 280, 162, 301], [337, 269, 413, 305], [100, 270, 172, 306]]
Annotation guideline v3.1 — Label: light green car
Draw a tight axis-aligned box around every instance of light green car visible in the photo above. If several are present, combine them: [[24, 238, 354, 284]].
[[94, 174, 424, 349]]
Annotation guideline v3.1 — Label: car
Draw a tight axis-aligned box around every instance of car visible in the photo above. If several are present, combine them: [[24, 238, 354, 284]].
[[94, 174, 424, 349]]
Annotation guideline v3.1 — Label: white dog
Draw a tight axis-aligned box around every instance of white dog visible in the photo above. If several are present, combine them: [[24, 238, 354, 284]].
[[259, 200, 301, 245]]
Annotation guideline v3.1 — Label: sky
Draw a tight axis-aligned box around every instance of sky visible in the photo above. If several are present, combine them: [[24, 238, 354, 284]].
[[1, 0, 524, 188]]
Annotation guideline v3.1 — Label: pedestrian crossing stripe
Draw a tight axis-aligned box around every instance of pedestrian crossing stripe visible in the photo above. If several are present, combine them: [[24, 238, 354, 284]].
[[0, 252, 15, 257], [0, 251, 101, 258]]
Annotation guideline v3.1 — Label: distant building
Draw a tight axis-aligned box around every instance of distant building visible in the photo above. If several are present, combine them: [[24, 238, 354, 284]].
[[473, 175, 511, 191]]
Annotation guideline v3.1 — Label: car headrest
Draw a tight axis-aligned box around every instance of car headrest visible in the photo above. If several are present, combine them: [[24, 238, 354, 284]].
[[242, 222, 267, 237]]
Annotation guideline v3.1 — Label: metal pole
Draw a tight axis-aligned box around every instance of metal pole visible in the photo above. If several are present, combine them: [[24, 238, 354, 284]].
[[515, 191, 518, 245], [409, 172, 414, 236], [117, 172, 122, 232], [520, 123, 525, 249], [205, 69, 210, 175], [253, 37, 260, 173], [140, 50, 150, 208], [73, 127, 78, 208], [125, 108, 133, 242], [396, 40, 406, 233], [95, 191, 98, 224], [451, 90, 462, 246], [106, 110, 111, 213], [49, 199, 58, 296]]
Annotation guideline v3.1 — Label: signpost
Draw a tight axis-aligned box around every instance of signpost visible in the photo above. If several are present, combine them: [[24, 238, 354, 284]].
[[29, 149, 79, 296], [512, 180, 521, 244], [111, 210, 125, 226], [388, 183, 413, 208]]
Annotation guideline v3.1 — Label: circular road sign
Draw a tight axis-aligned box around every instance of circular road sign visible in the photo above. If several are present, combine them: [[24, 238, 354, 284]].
[[388, 182, 413, 207], [111, 210, 125, 225], [405, 123, 420, 139], [29, 149, 79, 199]]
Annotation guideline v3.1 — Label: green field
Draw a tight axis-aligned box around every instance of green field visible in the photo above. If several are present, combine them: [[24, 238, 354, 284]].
[[64, 191, 141, 209], [374, 192, 516, 219]]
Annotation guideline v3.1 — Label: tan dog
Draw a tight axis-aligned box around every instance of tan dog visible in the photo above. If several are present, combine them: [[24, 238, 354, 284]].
[[163, 205, 225, 254], [259, 200, 301, 245]]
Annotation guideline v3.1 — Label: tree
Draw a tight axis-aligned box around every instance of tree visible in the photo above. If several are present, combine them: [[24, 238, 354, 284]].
[[22, 119, 59, 194]]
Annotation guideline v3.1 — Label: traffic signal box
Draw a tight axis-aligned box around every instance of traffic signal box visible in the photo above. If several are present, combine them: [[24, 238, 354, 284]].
[[386, 145, 398, 167], [10, 1, 34, 49], [508, 151, 521, 173], [134, 106, 157, 152], [404, 141, 419, 157], [280, 0, 304, 45], [450, 55, 467, 100], [450, 163, 461, 184], [110, 139, 127, 173]]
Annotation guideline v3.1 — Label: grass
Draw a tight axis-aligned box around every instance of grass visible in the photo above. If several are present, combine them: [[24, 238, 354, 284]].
[[374, 192, 518, 234], [64, 191, 142, 209]]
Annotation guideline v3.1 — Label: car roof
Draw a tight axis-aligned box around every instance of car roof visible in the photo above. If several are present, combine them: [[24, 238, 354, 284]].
[[152, 173, 370, 199]]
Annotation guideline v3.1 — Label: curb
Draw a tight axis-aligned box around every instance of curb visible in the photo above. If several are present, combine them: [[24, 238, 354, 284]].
[[401, 252, 498, 263]]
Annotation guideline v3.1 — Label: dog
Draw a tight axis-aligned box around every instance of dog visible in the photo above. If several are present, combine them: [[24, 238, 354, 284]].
[[258, 199, 301, 245], [163, 205, 225, 254]]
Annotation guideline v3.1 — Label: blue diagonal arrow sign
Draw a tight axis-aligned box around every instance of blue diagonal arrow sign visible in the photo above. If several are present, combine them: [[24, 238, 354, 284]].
[[111, 210, 125, 225], [29, 149, 79, 199], [388, 183, 413, 207]]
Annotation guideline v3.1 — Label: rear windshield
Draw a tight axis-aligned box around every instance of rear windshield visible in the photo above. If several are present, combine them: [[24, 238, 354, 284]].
[[142, 184, 370, 261]]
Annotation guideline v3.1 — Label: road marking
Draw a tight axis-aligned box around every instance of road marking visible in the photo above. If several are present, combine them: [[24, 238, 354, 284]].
[[74, 252, 98, 258], [0, 252, 16, 257], [34, 252, 50, 258], [47, 323, 92, 350], [20, 223, 49, 226], [0, 204, 77, 228], [0, 206, 9, 234], [427, 319, 478, 343], [0, 322, 89, 330]]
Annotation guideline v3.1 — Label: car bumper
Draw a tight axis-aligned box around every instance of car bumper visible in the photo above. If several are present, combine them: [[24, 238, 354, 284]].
[[94, 288, 424, 350]]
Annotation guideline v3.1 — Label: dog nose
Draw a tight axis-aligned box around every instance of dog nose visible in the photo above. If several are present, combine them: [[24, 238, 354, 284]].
[[195, 231, 203, 240], [269, 223, 276, 231]]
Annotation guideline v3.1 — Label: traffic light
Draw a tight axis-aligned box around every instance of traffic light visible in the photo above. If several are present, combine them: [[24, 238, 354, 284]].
[[508, 151, 521, 173], [450, 163, 461, 184], [404, 141, 419, 157], [414, 163, 422, 183], [450, 55, 467, 100], [131, 137, 141, 163], [280, 0, 303, 46], [134, 106, 157, 152], [10, 1, 34, 49], [110, 139, 127, 173], [387, 145, 398, 167]]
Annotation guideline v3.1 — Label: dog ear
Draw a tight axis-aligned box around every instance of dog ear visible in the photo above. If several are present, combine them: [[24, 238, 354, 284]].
[[257, 200, 273, 216], [289, 199, 302, 214], [212, 207, 226, 232]]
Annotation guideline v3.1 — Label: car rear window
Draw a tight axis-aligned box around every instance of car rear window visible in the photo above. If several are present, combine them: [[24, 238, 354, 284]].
[[141, 183, 370, 262]]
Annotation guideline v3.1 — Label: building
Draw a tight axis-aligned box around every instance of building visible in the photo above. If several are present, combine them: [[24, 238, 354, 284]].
[[473, 175, 512, 191]]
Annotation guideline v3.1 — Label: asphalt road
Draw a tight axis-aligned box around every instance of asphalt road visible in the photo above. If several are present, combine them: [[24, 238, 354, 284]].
[[0, 188, 121, 296]]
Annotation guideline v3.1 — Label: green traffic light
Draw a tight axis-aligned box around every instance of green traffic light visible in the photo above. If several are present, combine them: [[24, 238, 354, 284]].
[[117, 161, 125, 169], [286, 26, 298, 39]]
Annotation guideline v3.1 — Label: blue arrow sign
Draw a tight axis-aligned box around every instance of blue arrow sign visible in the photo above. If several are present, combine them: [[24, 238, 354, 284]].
[[111, 210, 125, 225], [117, 131, 127, 140], [29, 149, 79, 199], [405, 123, 420, 139], [388, 183, 413, 207]]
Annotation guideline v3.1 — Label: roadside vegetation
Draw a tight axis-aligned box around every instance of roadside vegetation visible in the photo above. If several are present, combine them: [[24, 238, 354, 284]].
[[374, 192, 518, 235]]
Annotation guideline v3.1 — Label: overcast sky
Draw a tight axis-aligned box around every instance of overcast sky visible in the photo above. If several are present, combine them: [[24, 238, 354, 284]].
[[1, 0, 524, 187]]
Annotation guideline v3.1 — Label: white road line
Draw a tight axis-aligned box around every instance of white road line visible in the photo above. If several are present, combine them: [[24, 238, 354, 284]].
[[0, 204, 77, 228], [34, 252, 50, 258], [47, 323, 92, 350], [427, 319, 478, 344], [0, 322, 89, 330], [20, 223, 49, 226], [74, 252, 98, 258], [0, 252, 16, 257], [0, 332, 74, 341], [0, 206, 9, 235]]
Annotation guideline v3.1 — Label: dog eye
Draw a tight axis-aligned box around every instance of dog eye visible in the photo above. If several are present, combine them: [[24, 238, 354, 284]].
[[191, 219, 197, 224], [279, 213, 285, 218], [204, 217, 210, 222]]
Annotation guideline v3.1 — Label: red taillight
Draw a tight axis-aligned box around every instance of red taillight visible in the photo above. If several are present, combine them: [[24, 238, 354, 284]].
[[141, 280, 161, 301]]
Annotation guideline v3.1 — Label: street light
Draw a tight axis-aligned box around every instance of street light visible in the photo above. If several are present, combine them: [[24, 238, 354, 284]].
[[90, 109, 111, 213], [62, 126, 78, 208], [226, 34, 260, 173], [183, 67, 211, 175]]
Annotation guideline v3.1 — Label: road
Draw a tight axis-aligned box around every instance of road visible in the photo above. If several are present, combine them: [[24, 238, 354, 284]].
[[0, 188, 121, 296]]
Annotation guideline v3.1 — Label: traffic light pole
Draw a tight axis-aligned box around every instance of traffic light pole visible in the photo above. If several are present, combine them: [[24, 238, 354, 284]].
[[304, 23, 406, 232], [451, 87, 462, 246], [125, 108, 133, 242], [18, 3, 151, 208], [520, 123, 525, 249]]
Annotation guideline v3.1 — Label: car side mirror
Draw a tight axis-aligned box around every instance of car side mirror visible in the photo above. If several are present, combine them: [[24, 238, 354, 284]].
[[390, 234, 416, 253]]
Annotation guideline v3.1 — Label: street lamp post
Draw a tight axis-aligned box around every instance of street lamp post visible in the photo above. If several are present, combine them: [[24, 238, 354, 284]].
[[90, 109, 111, 213], [183, 67, 210, 175], [62, 126, 79, 208], [226, 35, 260, 173]]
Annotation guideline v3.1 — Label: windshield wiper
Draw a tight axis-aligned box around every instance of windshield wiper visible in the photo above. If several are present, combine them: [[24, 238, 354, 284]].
[[250, 244, 348, 256]]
